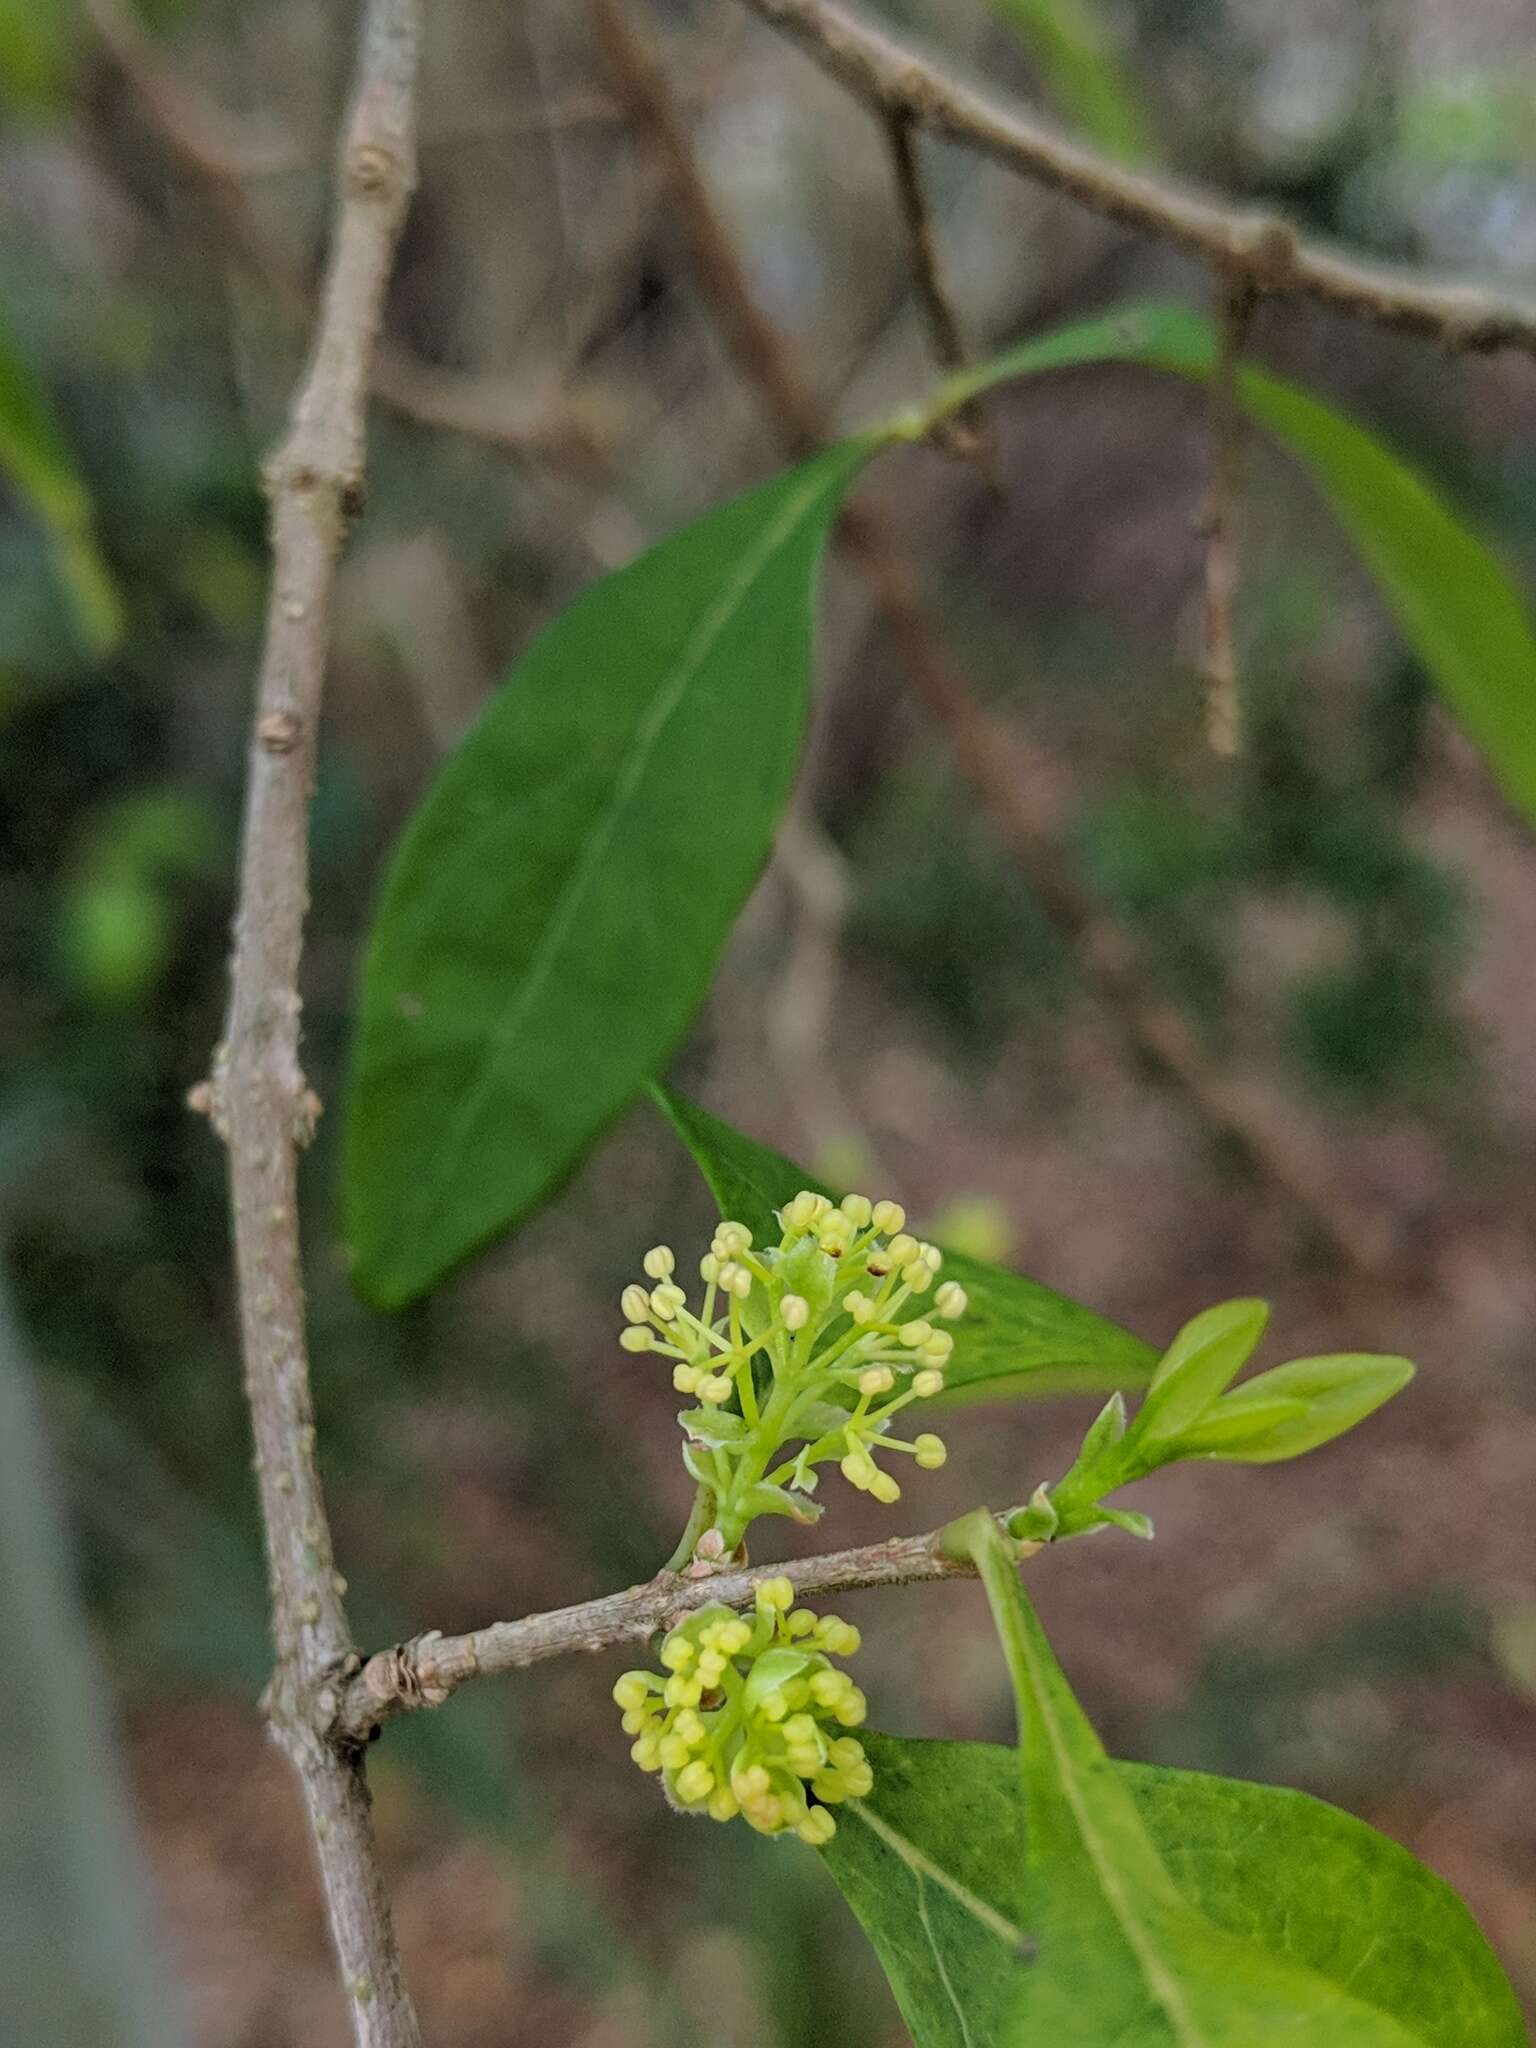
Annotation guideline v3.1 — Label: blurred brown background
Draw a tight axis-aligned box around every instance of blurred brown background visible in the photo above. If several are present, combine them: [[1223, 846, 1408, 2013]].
[[2, 0, 1535, 2041]]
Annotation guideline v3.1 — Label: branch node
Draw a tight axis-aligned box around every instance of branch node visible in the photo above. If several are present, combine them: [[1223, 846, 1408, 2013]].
[[259, 710, 302, 753]]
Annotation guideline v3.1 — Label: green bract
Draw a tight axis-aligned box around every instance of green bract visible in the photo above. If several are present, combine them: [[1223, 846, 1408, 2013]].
[[619, 1190, 967, 1556]]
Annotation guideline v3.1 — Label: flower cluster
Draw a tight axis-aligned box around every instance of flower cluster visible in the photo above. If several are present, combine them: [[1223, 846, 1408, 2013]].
[[618, 1191, 968, 1553], [614, 1578, 873, 1843]]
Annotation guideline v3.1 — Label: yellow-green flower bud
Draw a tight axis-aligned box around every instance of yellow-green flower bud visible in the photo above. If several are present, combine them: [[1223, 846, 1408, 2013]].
[[675, 1759, 715, 1803], [619, 1324, 653, 1352], [868, 1470, 901, 1505], [840, 1448, 874, 1489], [780, 1293, 810, 1330], [934, 1281, 967, 1320], [914, 1433, 947, 1469], [912, 1369, 945, 1398], [898, 1319, 933, 1348], [621, 1284, 651, 1322], [886, 1234, 919, 1268], [858, 1365, 895, 1397], [871, 1200, 905, 1235], [755, 1575, 794, 1613], [643, 1245, 676, 1280], [839, 1194, 873, 1227], [698, 1372, 733, 1404], [901, 1260, 934, 1292]]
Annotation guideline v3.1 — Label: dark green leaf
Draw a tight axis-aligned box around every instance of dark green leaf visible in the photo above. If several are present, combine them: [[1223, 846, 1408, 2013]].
[[989, 0, 1153, 162], [936, 301, 1536, 832], [345, 441, 878, 1307], [0, 308, 121, 656], [822, 1735, 1526, 2048], [653, 1085, 1157, 1401]]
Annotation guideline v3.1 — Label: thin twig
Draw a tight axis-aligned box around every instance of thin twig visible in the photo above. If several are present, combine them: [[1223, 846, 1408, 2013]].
[[588, 0, 1405, 1278], [587, 0, 823, 457], [733, 0, 1536, 355], [1199, 275, 1254, 756], [880, 108, 994, 475], [333, 1521, 1035, 1744], [197, 3, 424, 2042], [883, 109, 969, 377]]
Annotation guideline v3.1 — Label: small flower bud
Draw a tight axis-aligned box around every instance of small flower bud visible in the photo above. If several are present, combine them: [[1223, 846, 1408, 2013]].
[[886, 1234, 919, 1268], [675, 1760, 715, 1803], [631, 1735, 662, 1771], [918, 1242, 943, 1271], [935, 1281, 968, 1320], [912, 1369, 945, 1398], [780, 1293, 810, 1331], [699, 1252, 720, 1283], [672, 1363, 701, 1393], [858, 1365, 895, 1397], [871, 1200, 905, 1235], [919, 1331, 954, 1366], [840, 1449, 875, 1489], [698, 1373, 733, 1404], [713, 1221, 752, 1256], [797, 1807, 837, 1846], [839, 1194, 873, 1227], [818, 1218, 853, 1257], [707, 1785, 740, 1823], [842, 1290, 876, 1325], [898, 1319, 933, 1348], [660, 1636, 695, 1670], [643, 1245, 676, 1279], [755, 1575, 794, 1612], [914, 1433, 947, 1469], [782, 1191, 820, 1231], [619, 1324, 654, 1352], [733, 1763, 772, 1803], [901, 1260, 934, 1292], [717, 1261, 753, 1300], [613, 1673, 652, 1711], [868, 1471, 902, 1505], [786, 1609, 817, 1637], [621, 1284, 651, 1322], [651, 1283, 685, 1321]]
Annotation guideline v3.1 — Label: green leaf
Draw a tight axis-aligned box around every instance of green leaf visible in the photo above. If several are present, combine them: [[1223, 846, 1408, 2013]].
[[935, 301, 1536, 832], [653, 1085, 1156, 1402], [0, 308, 122, 656], [823, 1507, 1520, 2047], [345, 439, 878, 1307], [821, 1735, 1526, 2048], [961, 1506, 1458, 2042], [989, 0, 1153, 162], [1135, 1297, 1270, 1448], [1178, 1351, 1415, 1464]]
